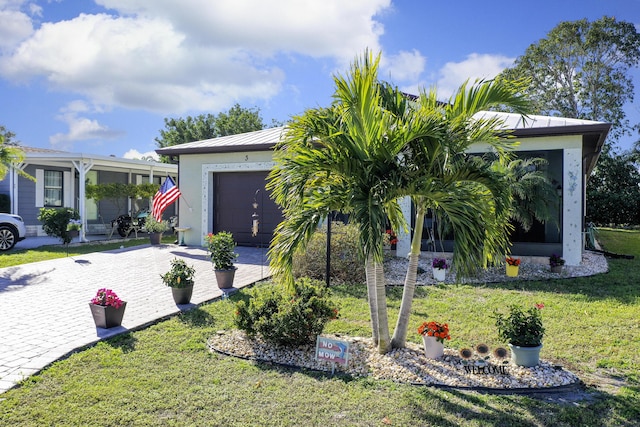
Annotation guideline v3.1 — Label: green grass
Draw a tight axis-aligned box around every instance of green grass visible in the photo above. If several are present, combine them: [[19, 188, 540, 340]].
[[1, 234, 639, 426], [0, 235, 177, 268], [596, 227, 640, 257]]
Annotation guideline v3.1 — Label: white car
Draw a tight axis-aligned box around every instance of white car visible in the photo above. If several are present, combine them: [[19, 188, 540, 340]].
[[0, 213, 27, 251]]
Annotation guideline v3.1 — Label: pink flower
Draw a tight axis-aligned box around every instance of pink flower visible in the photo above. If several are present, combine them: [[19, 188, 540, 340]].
[[91, 288, 123, 309], [535, 303, 545, 310]]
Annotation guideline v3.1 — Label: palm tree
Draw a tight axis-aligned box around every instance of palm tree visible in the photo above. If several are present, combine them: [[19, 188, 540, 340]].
[[269, 52, 532, 353], [268, 52, 441, 353], [0, 135, 34, 181], [505, 157, 557, 231], [390, 80, 532, 348]]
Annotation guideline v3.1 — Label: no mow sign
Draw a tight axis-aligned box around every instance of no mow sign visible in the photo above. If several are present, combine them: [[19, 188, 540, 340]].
[[315, 336, 349, 369]]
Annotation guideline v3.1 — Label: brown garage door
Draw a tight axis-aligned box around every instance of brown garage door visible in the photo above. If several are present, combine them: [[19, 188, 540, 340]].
[[213, 171, 283, 246]]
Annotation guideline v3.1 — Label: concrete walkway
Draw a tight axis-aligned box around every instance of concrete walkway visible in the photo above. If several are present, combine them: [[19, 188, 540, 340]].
[[0, 242, 270, 394]]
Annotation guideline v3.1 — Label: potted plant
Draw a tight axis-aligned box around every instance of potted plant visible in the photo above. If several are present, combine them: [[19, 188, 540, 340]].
[[505, 256, 521, 277], [549, 253, 565, 274], [161, 258, 196, 304], [417, 320, 450, 359], [89, 288, 126, 329], [205, 231, 239, 289], [431, 257, 448, 282], [384, 228, 398, 250], [494, 303, 545, 367], [145, 216, 170, 245], [66, 218, 82, 240]]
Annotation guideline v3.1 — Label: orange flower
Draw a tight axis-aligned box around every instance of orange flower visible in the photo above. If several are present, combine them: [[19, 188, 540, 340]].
[[417, 321, 451, 344]]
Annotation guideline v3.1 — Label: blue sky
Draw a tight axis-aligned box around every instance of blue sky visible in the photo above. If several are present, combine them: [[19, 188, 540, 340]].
[[1, 0, 639, 160]]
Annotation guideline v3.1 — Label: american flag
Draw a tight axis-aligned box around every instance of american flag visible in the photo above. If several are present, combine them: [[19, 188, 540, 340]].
[[152, 176, 181, 221]]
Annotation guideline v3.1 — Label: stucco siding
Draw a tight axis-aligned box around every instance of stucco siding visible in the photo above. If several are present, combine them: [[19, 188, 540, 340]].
[[176, 150, 275, 247]]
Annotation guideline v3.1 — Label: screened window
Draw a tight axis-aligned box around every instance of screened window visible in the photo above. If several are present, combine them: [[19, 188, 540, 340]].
[[44, 170, 63, 207]]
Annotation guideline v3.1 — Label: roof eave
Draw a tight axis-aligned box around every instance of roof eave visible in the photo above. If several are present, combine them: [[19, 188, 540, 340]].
[[156, 143, 276, 156]]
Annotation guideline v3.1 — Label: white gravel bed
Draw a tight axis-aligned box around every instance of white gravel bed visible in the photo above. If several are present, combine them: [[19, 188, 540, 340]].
[[208, 331, 580, 390], [207, 252, 605, 390], [384, 250, 608, 285]]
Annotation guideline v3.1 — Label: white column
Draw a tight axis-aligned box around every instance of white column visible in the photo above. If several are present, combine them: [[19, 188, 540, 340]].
[[396, 196, 412, 258], [562, 148, 583, 266], [72, 160, 94, 242]]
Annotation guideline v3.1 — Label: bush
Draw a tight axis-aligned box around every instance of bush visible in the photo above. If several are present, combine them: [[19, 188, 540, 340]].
[[37, 208, 80, 244], [234, 279, 338, 346], [292, 222, 365, 284]]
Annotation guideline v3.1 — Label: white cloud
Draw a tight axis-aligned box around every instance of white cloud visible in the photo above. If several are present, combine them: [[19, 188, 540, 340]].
[[0, 9, 34, 51], [123, 148, 159, 161], [436, 53, 515, 99], [50, 100, 124, 150], [381, 49, 426, 82], [0, 0, 391, 114], [97, 0, 389, 59]]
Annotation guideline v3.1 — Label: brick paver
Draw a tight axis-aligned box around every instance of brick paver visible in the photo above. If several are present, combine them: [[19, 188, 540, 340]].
[[0, 243, 270, 394]]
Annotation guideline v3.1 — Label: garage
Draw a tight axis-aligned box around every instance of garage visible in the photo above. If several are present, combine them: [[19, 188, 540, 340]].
[[213, 171, 283, 246]]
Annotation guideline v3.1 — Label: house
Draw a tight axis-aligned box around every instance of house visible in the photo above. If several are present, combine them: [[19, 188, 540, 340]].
[[0, 146, 178, 239], [156, 112, 610, 266]]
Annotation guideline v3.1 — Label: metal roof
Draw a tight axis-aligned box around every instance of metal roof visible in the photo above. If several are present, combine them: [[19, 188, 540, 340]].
[[21, 146, 178, 174], [472, 111, 607, 129], [155, 112, 610, 176], [156, 126, 286, 156]]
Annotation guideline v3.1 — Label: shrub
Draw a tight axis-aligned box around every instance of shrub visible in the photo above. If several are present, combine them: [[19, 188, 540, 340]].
[[234, 278, 338, 346], [37, 208, 80, 244], [292, 222, 365, 284]]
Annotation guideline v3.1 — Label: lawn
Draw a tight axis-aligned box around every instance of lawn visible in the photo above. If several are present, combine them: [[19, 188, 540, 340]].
[[0, 235, 176, 268], [0, 229, 638, 426]]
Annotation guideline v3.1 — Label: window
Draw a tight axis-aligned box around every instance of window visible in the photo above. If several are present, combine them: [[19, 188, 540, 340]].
[[44, 170, 63, 207]]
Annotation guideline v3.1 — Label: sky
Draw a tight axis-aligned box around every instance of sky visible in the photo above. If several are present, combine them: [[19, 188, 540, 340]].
[[1, 0, 639, 160]]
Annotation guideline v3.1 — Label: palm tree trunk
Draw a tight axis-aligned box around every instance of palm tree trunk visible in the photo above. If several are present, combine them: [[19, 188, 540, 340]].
[[365, 255, 379, 345], [391, 205, 426, 348], [374, 259, 391, 354]]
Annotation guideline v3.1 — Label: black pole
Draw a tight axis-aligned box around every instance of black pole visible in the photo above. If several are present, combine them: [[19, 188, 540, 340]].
[[325, 212, 332, 287]]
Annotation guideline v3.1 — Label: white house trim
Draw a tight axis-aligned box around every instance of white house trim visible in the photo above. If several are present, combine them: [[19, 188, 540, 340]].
[[201, 161, 275, 245]]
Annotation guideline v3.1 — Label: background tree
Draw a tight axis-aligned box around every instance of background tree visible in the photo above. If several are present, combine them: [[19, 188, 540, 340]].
[[498, 16, 640, 142], [0, 125, 19, 145], [586, 148, 640, 226], [155, 104, 266, 161], [499, 16, 640, 227]]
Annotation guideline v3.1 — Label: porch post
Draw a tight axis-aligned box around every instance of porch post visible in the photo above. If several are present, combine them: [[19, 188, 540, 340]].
[[562, 148, 583, 266], [396, 196, 412, 258]]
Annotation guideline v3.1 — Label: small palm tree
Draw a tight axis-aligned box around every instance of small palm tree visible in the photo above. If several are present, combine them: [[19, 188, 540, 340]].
[[0, 135, 35, 181]]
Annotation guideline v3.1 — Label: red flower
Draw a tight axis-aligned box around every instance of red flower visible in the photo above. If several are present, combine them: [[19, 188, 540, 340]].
[[535, 303, 545, 310], [506, 256, 521, 266]]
